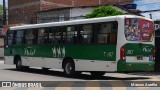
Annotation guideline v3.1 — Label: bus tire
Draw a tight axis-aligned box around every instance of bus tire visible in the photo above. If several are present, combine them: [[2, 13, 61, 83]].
[[90, 72, 106, 77], [64, 60, 75, 77], [15, 57, 23, 70]]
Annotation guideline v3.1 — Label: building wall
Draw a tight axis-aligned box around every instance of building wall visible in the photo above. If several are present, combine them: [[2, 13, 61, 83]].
[[8, 0, 133, 25], [37, 9, 70, 23], [9, 0, 39, 6], [8, 0, 41, 25], [37, 7, 94, 23], [70, 7, 93, 20]]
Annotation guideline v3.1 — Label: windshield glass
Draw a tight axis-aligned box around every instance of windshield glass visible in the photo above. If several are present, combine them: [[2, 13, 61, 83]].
[[125, 18, 154, 42]]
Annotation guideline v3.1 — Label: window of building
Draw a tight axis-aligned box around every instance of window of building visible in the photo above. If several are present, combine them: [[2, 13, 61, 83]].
[[7, 30, 14, 45]]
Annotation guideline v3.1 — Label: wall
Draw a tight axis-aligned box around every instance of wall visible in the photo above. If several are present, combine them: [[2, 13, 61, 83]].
[[37, 8, 70, 23], [8, 0, 41, 25], [8, 0, 133, 25]]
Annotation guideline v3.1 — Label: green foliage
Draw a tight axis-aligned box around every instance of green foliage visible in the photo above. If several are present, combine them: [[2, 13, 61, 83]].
[[85, 6, 124, 19], [0, 5, 3, 15]]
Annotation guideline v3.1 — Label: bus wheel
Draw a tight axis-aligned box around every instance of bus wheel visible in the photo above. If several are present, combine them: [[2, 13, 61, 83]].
[[15, 58, 23, 70], [64, 61, 75, 77], [90, 72, 106, 77]]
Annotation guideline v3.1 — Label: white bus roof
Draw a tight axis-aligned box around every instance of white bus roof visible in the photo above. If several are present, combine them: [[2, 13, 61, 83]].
[[10, 15, 152, 30]]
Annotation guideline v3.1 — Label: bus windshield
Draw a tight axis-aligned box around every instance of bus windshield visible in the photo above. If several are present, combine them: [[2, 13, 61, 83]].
[[125, 18, 154, 42]]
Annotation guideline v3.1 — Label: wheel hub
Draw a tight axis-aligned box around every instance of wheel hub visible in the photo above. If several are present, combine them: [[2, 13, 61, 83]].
[[66, 63, 72, 74]]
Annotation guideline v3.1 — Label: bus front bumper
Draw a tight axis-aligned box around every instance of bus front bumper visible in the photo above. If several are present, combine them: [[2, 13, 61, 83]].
[[117, 60, 155, 72]]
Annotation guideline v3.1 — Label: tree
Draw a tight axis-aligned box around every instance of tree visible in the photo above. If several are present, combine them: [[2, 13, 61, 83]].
[[0, 5, 3, 15], [85, 6, 124, 19]]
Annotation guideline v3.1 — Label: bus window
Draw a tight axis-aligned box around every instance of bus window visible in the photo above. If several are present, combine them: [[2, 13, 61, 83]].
[[67, 26, 77, 44], [37, 28, 46, 44], [97, 22, 117, 44], [48, 28, 54, 44], [7, 30, 14, 45], [14, 30, 25, 45], [62, 28, 67, 44], [98, 23, 112, 43], [25, 29, 37, 45], [48, 27, 62, 44], [55, 30, 61, 44], [81, 25, 92, 43]]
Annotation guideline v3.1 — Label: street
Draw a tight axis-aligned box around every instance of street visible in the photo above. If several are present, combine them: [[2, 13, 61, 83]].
[[0, 60, 160, 90]]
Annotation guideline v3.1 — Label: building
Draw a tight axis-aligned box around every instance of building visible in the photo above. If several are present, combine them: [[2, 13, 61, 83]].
[[8, 0, 133, 25], [8, 0, 41, 25], [37, 7, 93, 23], [37, 5, 141, 23]]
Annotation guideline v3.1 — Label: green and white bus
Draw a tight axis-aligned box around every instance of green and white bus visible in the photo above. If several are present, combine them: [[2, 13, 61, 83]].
[[4, 15, 155, 77]]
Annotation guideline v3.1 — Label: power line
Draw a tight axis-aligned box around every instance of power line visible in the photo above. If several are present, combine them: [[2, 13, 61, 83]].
[[140, 9, 160, 13]]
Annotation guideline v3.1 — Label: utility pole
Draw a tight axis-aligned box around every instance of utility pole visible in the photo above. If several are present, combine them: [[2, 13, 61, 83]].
[[149, 13, 152, 19], [3, 0, 6, 25]]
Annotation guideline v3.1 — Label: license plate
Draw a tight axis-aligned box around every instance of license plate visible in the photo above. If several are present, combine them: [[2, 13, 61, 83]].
[[149, 55, 153, 61], [137, 56, 143, 60]]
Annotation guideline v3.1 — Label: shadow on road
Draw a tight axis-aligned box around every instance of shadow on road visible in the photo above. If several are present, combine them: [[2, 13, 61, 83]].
[[127, 72, 160, 76], [5, 68, 150, 80]]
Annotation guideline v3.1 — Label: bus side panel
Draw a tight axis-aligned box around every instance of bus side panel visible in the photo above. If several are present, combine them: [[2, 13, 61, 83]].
[[66, 45, 117, 71], [74, 60, 116, 71], [65, 45, 116, 61], [44, 45, 117, 71], [4, 46, 14, 65], [4, 56, 14, 65]]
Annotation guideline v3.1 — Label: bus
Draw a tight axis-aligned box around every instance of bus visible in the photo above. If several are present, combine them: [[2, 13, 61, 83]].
[[4, 15, 155, 77]]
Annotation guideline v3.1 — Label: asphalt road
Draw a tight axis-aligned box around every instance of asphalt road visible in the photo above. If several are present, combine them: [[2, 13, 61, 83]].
[[0, 60, 160, 90]]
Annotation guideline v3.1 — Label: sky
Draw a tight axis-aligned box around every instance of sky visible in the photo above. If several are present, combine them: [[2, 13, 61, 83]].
[[0, 0, 7, 6], [134, 0, 160, 20], [0, 0, 160, 20]]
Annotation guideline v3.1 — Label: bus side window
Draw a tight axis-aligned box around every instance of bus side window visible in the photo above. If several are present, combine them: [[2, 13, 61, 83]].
[[98, 23, 110, 44], [97, 21, 117, 44], [7, 31, 14, 45], [67, 26, 77, 44], [25, 29, 36, 45], [48, 28, 55, 44], [109, 33, 116, 44], [81, 25, 92, 44], [110, 22, 118, 44], [62, 27, 67, 44], [37, 28, 46, 44], [15, 30, 25, 45]]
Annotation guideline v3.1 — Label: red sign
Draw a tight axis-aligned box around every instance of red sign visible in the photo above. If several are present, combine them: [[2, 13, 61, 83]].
[[139, 19, 154, 41]]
